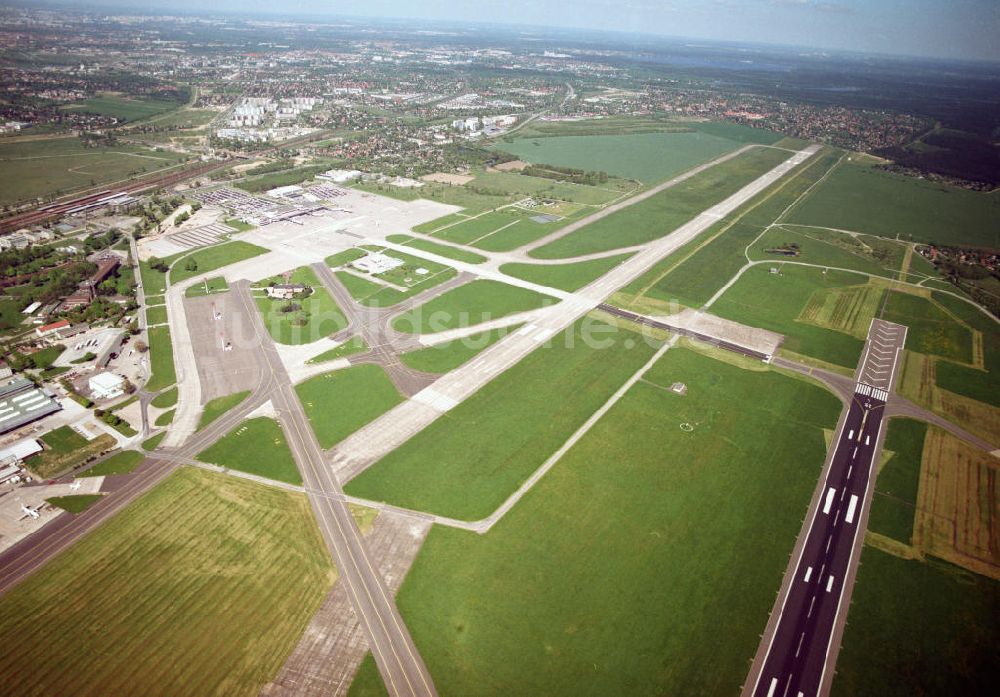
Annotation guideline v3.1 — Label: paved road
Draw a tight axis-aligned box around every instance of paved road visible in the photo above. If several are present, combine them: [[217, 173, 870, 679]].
[[744, 319, 907, 697], [233, 281, 437, 697]]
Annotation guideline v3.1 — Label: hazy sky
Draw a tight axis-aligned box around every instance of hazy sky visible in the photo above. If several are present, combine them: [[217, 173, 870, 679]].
[[27, 0, 1000, 62]]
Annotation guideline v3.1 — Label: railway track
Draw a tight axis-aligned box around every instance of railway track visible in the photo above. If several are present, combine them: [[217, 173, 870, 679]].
[[0, 130, 334, 234]]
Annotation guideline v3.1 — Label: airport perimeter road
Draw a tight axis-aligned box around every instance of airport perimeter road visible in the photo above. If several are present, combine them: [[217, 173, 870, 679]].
[[744, 319, 907, 697], [234, 282, 437, 697]]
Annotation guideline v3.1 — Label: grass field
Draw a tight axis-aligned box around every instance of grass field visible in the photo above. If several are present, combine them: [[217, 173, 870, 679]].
[[470, 169, 625, 205], [499, 254, 631, 292], [932, 291, 999, 407], [832, 549, 998, 697], [154, 409, 175, 427], [386, 348, 839, 695], [0, 467, 334, 696], [28, 344, 64, 369], [139, 254, 181, 296], [509, 115, 690, 139], [347, 654, 389, 697], [357, 246, 453, 289], [936, 357, 1000, 407], [495, 130, 748, 183], [83, 450, 145, 477], [185, 276, 229, 297], [798, 282, 886, 338], [142, 107, 217, 129], [911, 427, 1000, 577], [306, 337, 369, 364], [334, 262, 460, 308], [711, 265, 866, 368], [225, 218, 255, 232], [897, 351, 1000, 446], [295, 365, 403, 450], [60, 95, 181, 121], [255, 266, 348, 345], [197, 390, 250, 431], [150, 386, 177, 408], [420, 208, 579, 250], [748, 226, 906, 280], [45, 494, 103, 513], [400, 326, 519, 374], [144, 305, 167, 325], [882, 292, 974, 364], [145, 325, 176, 391], [197, 417, 302, 485], [391, 280, 556, 334], [169, 241, 268, 284], [868, 418, 927, 544], [141, 432, 165, 451], [346, 320, 659, 519], [616, 149, 843, 309], [385, 234, 488, 264], [30, 426, 115, 479], [0, 137, 187, 206], [789, 159, 1000, 249], [352, 176, 529, 215], [0, 296, 24, 332], [529, 147, 790, 259], [325, 248, 368, 268]]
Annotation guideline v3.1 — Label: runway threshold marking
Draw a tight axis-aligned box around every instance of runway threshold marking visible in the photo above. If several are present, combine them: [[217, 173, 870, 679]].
[[822, 487, 836, 515], [845, 495, 859, 524]]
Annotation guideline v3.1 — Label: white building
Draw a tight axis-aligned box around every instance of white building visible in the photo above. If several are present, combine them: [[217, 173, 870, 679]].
[[88, 372, 125, 400], [317, 169, 362, 184], [351, 252, 404, 275], [267, 184, 304, 199], [266, 284, 308, 300], [0, 439, 42, 470], [452, 117, 480, 132]]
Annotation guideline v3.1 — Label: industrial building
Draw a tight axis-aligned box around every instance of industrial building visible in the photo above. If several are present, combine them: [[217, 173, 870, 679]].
[[317, 169, 361, 184], [351, 252, 405, 275], [0, 377, 62, 436], [87, 372, 125, 400], [0, 439, 42, 482]]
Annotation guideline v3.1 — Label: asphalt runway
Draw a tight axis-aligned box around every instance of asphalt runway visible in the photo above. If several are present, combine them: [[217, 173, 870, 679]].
[[330, 146, 822, 480], [746, 319, 907, 697], [233, 282, 437, 697]]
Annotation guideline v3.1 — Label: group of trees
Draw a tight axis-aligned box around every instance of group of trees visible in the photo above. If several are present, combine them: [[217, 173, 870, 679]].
[[132, 196, 185, 236], [83, 227, 121, 252], [11, 261, 97, 309], [521, 164, 610, 186], [5, 344, 65, 371], [146, 256, 170, 273], [1, 244, 74, 279]]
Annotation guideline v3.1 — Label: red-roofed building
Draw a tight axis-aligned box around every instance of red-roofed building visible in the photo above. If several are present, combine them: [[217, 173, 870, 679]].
[[35, 319, 69, 338]]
